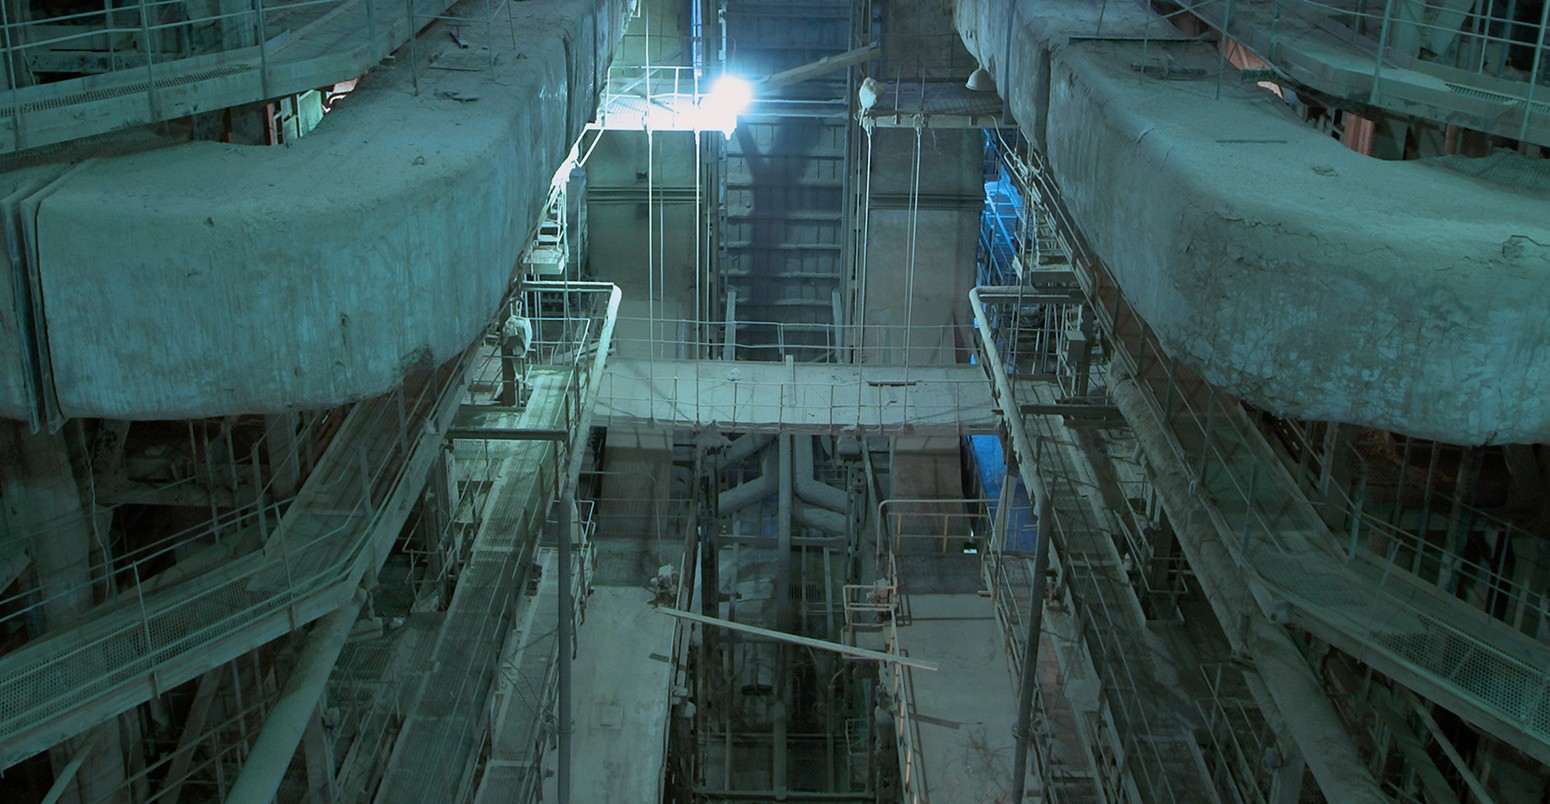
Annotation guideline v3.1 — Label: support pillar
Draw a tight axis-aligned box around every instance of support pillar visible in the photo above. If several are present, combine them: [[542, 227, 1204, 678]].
[[1, 424, 128, 803], [264, 413, 302, 498]]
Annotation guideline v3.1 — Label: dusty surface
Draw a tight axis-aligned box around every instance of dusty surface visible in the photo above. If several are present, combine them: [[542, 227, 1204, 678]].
[[540, 585, 677, 803], [893, 591, 1020, 804], [1, 0, 630, 419], [956, 0, 1550, 444]]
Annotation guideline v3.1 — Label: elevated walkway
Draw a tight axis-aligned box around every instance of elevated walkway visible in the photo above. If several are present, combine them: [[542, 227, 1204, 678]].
[[1079, 264, 1550, 765], [1179, 0, 1550, 147], [0, 356, 469, 769], [1009, 380, 1213, 802], [887, 555, 1019, 804], [0, 0, 460, 152], [375, 370, 570, 801], [980, 242, 1550, 766], [598, 357, 998, 435]]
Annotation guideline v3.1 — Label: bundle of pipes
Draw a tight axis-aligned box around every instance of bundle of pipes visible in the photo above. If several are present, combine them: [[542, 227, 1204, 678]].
[[717, 434, 850, 537]]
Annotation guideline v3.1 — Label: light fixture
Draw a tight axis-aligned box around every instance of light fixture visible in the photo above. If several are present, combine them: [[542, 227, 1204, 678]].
[[966, 66, 996, 92], [701, 74, 754, 137]]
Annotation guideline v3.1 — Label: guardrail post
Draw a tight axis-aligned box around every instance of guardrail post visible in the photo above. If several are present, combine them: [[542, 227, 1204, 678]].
[[1347, 470, 1366, 561], [1239, 461, 1257, 557], [1216, 0, 1235, 100], [136, 0, 160, 120], [255, 0, 271, 100], [132, 563, 156, 672], [1517, 0, 1550, 143], [1197, 393, 1216, 489], [406, 0, 419, 94], [359, 446, 373, 514], [1370, 0, 1396, 106], [1, 0, 21, 151]]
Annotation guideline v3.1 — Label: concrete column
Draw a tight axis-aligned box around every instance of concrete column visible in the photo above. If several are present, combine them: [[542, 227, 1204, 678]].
[[264, 413, 302, 498], [776, 435, 793, 634], [302, 702, 338, 802], [1, 424, 128, 803], [1271, 744, 1307, 804]]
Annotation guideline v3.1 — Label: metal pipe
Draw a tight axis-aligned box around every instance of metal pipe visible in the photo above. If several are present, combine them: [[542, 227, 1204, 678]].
[[773, 698, 788, 798], [968, 287, 1055, 801], [1516, 0, 1550, 143], [719, 448, 778, 515], [225, 593, 364, 804], [724, 432, 773, 466], [558, 487, 574, 804], [794, 502, 846, 535], [793, 435, 848, 514], [549, 282, 621, 804], [1010, 484, 1051, 803], [777, 434, 793, 634], [659, 608, 938, 671]]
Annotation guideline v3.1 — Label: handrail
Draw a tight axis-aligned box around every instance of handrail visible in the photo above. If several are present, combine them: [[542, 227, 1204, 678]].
[[0, 283, 618, 770], [1149, 0, 1550, 144], [0, 0, 461, 152], [1071, 217, 1550, 759], [601, 315, 979, 364]]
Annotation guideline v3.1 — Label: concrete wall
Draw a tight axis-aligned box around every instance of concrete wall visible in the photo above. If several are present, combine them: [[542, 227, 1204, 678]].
[[0, 0, 634, 421], [955, 0, 1550, 445], [860, 128, 981, 366], [586, 130, 704, 357]]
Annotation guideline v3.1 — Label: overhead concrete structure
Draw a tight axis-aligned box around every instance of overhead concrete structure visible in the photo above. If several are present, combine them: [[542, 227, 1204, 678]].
[[1, 0, 1547, 801], [0, 0, 630, 422], [956, 0, 1550, 445]]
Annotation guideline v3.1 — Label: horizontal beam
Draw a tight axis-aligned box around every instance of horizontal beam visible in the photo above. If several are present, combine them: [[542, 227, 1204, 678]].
[[658, 608, 937, 671], [446, 427, 570, 441], [758, 44, 880, 91]]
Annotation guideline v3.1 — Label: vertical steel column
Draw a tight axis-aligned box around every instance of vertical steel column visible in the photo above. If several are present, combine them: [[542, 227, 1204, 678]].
[[777, 434, 793, 632], [1517, 0, 1550, 143], [1010, 462, 1051, 804], [557, 487, 574, 803], [1370, 0, 1397, 105]]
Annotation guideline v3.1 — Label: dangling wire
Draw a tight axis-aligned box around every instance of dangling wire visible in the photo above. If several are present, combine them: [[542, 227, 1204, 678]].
[[903, 122, 923, 371], [856, 124, 874, 362], [695, 125, 703, 355]]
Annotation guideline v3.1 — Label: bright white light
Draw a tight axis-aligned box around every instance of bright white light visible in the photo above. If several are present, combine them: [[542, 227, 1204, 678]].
[[708, 75, 753, 116], [700, 74, 754, 137]]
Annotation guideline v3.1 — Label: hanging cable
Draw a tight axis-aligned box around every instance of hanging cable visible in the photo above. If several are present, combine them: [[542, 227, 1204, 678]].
[[700, 127, 706, 356], [856, 125, 874, 362], [903, 122, 922, 371]]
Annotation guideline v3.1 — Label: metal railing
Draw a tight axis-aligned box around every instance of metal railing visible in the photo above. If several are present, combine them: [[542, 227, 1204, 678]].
[[874, 497, 1025, 561], [0, 358, 461, 768], [881, 603, 930, 803], [1263, 419, 1550, 640], [1075, 214, 1550, 757], [981, 548, 1103, 803], [595, 64, 704, 130], [1146, 0, 1550, 144], [0, 282, 618, 769], [0, 0, 451, 151], [612, 314, 978, 365], [1195, 662, 1279, 803]]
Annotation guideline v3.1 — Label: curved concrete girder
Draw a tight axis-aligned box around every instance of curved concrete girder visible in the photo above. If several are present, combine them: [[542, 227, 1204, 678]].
[[2, 0, 632, 421], [955, 0, 1550, 444]]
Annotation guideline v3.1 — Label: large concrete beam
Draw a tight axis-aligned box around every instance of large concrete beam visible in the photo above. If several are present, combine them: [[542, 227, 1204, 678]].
[[955, 0, 1550, 444], [0, 0, 634, 421]]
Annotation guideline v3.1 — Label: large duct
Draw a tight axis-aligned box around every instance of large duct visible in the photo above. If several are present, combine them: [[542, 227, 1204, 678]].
[[793, 435, 849, 514], [719, 448, 779, 516], [794, 503, 847, 535], [724, 433, 774, 467], [954, 0, 1550, 444], [0, 0, 635, 421]]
